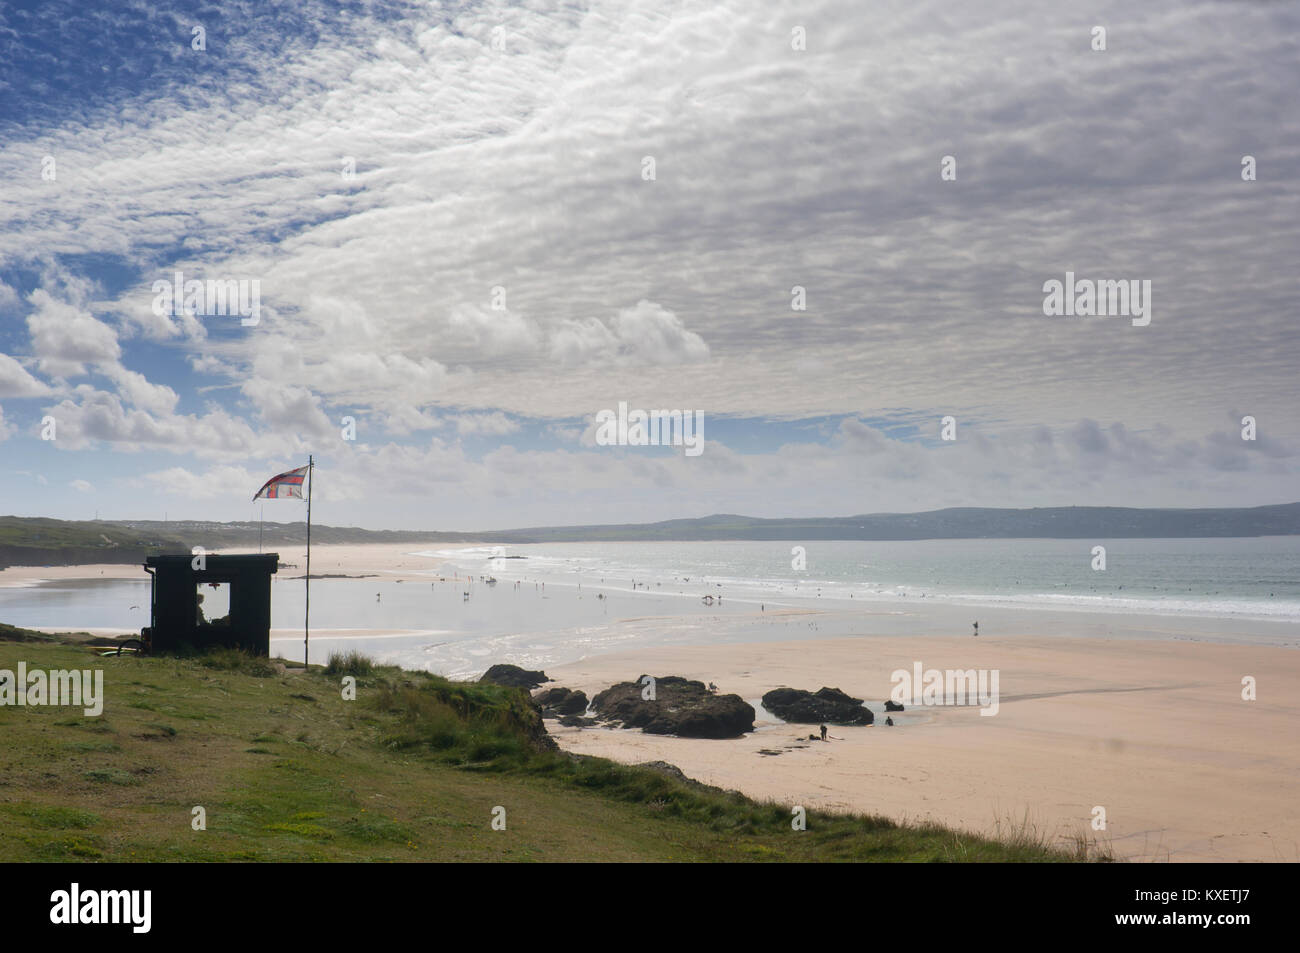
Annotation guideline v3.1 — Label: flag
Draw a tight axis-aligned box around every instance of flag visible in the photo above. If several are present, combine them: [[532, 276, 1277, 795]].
[[253, 465, 308, 501]]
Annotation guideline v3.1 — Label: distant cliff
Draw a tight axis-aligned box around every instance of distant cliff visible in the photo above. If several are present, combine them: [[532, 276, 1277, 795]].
[[482, 503, 1300, 542], [2, 502, 1298, 568]]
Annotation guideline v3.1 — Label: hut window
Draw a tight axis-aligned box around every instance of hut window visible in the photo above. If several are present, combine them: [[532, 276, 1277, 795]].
[[197, 581, 231, 626]]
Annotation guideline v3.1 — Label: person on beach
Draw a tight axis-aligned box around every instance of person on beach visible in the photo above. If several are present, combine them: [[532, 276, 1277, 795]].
[[819, 723, 827, 742], [973, 620, 978, 636]]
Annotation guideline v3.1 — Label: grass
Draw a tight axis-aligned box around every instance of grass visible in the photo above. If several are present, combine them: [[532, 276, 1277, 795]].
[[0, 630, 1111, 862], [324, 650, 374, 677]]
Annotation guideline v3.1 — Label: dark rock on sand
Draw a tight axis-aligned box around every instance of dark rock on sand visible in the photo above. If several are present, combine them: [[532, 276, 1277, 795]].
[[591, 675, 755, 739], [534, 687, 589, 716], [479, 664, 551, 690], [558, 714, 597, 728], [884, 699, 905, 712], [762, 686, 874, 725]]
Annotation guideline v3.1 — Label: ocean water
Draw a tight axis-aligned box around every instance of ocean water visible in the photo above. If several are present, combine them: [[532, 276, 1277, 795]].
[[2, 537, 1297, 675], [429, 537, 1300, 623]]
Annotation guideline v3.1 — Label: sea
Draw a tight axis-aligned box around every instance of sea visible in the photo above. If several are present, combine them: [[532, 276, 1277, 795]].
[[2, 538, 1298, 676]]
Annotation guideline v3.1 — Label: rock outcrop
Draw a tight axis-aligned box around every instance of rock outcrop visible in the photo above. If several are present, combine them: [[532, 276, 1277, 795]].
[[761, 686, 874, 725], [479, 664, 551, 690], [533, 686, 589, 716], [591, 675, 755, 739]]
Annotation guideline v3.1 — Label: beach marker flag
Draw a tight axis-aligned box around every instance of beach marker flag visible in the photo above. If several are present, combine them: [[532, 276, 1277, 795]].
[[253, 457, 314, 668], [253, 465, 308, 499]]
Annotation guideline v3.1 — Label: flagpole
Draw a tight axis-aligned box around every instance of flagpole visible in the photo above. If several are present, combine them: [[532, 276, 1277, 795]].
[[305, 454, 313, 670]]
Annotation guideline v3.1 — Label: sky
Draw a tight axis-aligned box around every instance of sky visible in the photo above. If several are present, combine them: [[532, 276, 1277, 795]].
[[0, 0, 1297, 532]]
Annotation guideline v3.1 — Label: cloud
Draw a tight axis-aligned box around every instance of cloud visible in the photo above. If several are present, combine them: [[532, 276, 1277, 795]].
[[69, 479, 93, 492], [551, 300, 709, 367], [137, 465, 262, 500], [447, 304, 541, 357], [25, 289, 121, 377], [41, 387, 262, 457], [100, 363, 180, 416], [0, 353, 52, 398], [0, 0, 1297, 527], [453, 411, 519, 436], [238, 378, 335, 442]]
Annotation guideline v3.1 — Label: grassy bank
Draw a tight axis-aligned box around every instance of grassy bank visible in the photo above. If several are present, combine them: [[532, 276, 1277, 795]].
[[0, 631, 1108, 862]]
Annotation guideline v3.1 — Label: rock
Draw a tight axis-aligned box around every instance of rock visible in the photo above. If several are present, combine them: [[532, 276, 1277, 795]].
[[633, 760, 690, 782], [558, 714, 597, 728], [761, 686, 874, 725], [522, 706, 559, 752], [479, 664, 551, 690], [533, 687, 589, 716], [590, 675, 755, 739], [884, 699, 905, 712]]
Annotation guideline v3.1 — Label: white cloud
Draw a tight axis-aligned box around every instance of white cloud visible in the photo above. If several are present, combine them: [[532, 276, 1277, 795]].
[[41, 387, 262, 457], [238, 378, 335, 442], [0, 0, 1297, 526], [447, 304, 541, 357], [137, 465, 262, 500], [100, 363, 180, 416], [0, 352, 52, 398], [453, 411, 519, 436], [25, 290, 121, 377], [551, 301, 709, 368]]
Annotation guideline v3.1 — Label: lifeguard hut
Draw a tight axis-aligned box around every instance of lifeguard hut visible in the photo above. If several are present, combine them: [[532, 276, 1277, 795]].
[[141, 554, 279, 656]]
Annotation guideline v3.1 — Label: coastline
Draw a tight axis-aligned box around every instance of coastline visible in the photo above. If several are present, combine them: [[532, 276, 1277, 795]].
[[3, 542, 1298, 863], [0, 542, 473, 589]]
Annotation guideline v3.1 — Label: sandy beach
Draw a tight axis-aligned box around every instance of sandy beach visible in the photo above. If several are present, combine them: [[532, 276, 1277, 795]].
[[3, 542, 1297, 862], [0, 542, 472, 589], [545, 636, 1300, 863]]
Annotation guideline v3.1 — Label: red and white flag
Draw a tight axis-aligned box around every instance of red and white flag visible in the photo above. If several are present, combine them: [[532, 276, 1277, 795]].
[[252, 465, 309, 501]]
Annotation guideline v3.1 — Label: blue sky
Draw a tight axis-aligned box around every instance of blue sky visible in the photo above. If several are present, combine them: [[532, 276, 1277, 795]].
[[1, 0, 1297, 531]]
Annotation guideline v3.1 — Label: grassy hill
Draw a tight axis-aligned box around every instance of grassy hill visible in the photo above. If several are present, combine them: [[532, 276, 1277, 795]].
[[0, 515, 469, 570], [0, 631, 1105, 862], [4, 502, 1298, 571]]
